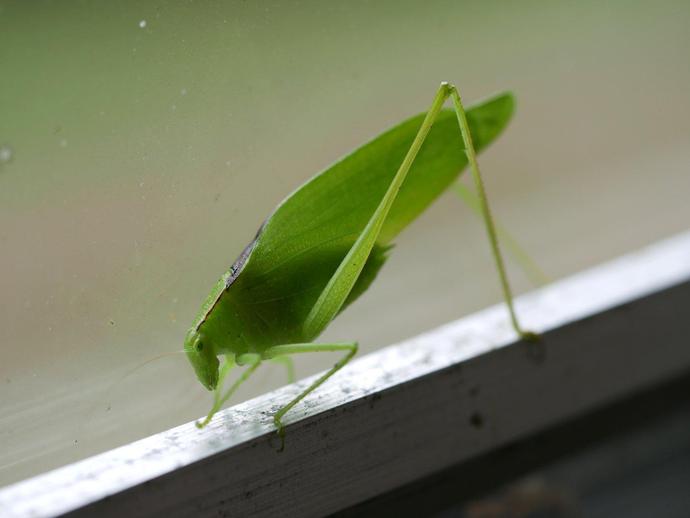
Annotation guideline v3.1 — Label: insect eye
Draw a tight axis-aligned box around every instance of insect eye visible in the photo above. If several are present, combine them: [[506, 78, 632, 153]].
[[196, 343, 204, 352]]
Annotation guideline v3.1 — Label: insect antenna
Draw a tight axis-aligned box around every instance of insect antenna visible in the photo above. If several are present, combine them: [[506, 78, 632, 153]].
[[86, 350, 188, 421]]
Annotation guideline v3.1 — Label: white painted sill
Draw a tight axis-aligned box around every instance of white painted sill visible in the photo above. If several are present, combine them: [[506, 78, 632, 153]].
[[2, 231, 690, 518]]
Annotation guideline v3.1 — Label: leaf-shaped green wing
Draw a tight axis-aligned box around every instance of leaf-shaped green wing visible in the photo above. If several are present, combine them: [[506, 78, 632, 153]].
[[203, 93, 515, 347]]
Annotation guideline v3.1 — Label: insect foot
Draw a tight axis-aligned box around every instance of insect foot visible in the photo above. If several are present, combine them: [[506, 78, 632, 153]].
[[520, 330, 542, 343], [273, 416, 286, 453]]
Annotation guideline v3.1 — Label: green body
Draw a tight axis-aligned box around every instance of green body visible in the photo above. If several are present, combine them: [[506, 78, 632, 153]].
[[182, 84, 536, 450], [185, 93, 514, 386]]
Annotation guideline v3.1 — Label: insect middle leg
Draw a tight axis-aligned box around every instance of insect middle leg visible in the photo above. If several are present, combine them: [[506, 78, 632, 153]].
[[262, 342, 358, 451]]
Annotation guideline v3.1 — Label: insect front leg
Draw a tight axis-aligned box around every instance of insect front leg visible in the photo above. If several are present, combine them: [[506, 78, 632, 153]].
[[212, 355, 235, 406], [196, 353, 262, 429], [262, 342, 358, 451]]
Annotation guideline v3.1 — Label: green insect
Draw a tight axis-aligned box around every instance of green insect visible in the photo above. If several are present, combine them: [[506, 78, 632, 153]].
[[184, 82, 537, 449]]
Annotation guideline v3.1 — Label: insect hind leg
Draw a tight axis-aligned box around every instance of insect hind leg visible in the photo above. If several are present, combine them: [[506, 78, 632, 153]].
[[448, 84, 539, 342]]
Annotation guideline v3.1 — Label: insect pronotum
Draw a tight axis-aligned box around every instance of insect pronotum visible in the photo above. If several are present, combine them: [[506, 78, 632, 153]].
[[184, 82, 537, 449]]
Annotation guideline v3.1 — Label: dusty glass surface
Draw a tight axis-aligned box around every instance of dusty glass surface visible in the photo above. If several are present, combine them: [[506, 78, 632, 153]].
[[1, 0, 689, 486]]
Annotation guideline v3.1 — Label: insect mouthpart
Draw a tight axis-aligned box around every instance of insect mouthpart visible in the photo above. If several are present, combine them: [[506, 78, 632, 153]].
[[184, 328, 220, 391]]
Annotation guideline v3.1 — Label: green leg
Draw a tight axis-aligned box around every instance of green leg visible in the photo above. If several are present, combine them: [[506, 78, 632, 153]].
[[453, 182, 550, 287], [263, 342, 358, 451], [302, 82, 537, 344], [448, 85, 539, 341], [212, 356, 235, 408], [297, 85, 535, 449], [303, 83, 453, 339], [270, 355, 296, 384], [196, 353, 262, 429]]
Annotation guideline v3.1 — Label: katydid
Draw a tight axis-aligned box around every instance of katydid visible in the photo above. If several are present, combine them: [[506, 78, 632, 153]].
[[184, 82, 537, 449]]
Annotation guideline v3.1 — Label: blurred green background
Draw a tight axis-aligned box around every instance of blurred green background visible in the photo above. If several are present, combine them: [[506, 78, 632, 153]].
[[1, 0, 690, 486]]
